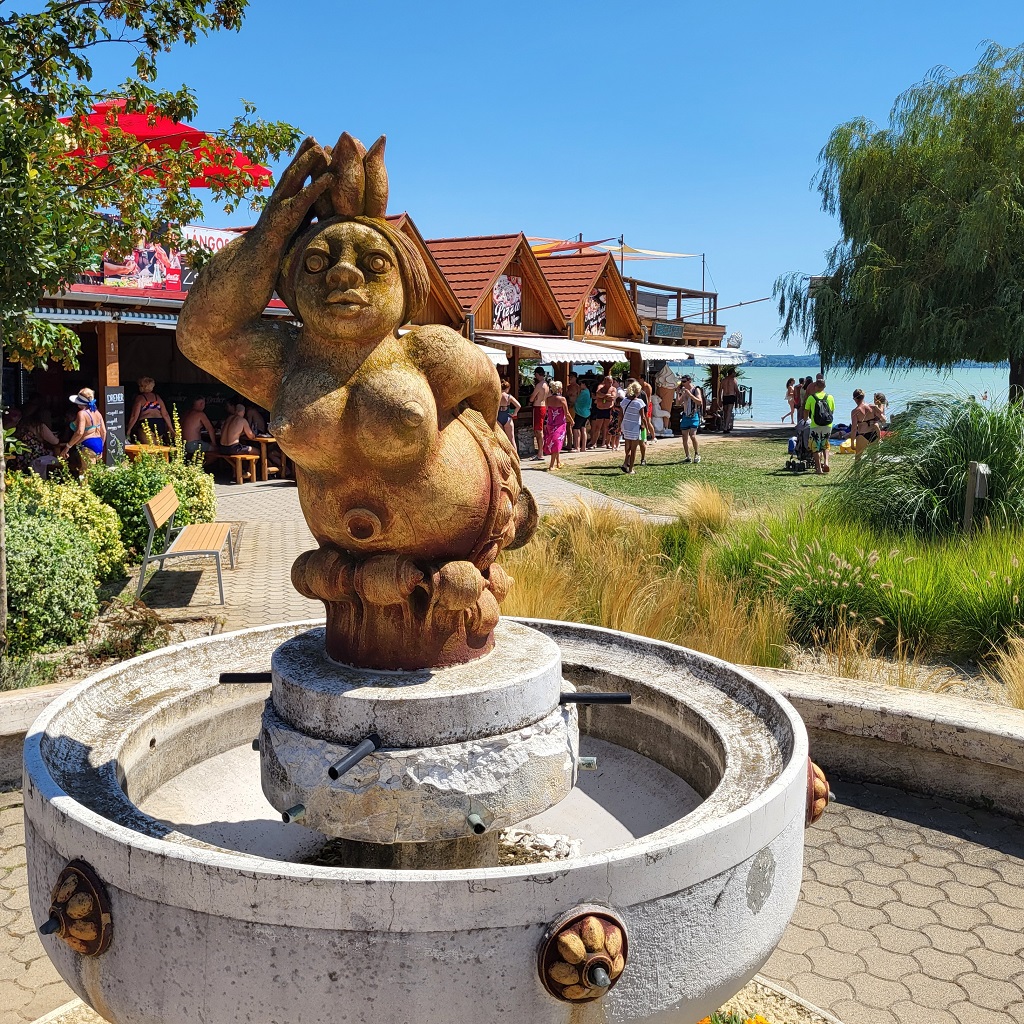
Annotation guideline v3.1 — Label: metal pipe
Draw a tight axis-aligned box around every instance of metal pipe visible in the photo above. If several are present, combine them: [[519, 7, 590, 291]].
[[282, 804, 305, 824], [466, 813, 486, 835], [588, 965, 611, 989], [219, 671, 272, 684], [578, 757, 598, 771], [560, 692, 631, 705], [327, 733, 382, 781], [39, 916, 61, 936]]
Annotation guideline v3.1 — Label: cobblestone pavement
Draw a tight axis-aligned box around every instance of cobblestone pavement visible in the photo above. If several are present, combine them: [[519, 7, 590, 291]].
[[763, 778, 1024, 1024], [1, 791, 74, 1024]]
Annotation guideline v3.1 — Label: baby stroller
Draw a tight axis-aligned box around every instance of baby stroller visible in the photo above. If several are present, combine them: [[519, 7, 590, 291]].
[[785, 423, 813, 473]]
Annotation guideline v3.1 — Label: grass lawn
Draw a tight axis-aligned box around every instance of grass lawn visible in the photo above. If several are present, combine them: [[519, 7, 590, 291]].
[[560, 435, 852, 511]]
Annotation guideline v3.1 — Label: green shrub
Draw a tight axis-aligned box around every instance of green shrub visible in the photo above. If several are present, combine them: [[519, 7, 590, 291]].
[[7, 473, 126, 583], [88, 455, 217, 559], [87, 456, 169, 557], [0, 656, 58, 691], [828, 398, 1024, 537], [7, 512, 99, 655], [166, 460, 217, 527]]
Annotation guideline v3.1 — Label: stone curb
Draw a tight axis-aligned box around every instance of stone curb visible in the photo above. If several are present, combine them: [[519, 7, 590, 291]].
[[0, 681, 78, 788], [748, 665, 1024, 820]]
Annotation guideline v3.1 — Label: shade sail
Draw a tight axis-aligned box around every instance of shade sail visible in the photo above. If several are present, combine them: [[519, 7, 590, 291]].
[[585, 338, 749, 365], [59, 100, 272, 189], [478, 332, 626, 364]]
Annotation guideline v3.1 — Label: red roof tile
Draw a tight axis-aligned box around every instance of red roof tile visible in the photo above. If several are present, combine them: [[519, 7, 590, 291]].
[[424, 234, 522, 312], [537, 253, 611, 319]]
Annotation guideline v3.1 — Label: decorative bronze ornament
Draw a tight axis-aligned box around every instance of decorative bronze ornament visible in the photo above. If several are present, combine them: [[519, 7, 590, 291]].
[[806, 758, 832, 826], [41, 859, 113, 956], [538, 905, 627, 1002]]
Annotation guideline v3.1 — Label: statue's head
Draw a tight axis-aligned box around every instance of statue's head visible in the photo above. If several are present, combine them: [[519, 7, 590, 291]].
[[277, 134, 429, 338]]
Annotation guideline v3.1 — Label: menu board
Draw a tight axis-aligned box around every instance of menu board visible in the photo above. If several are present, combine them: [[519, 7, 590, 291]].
[[104, 386, 126, 464]]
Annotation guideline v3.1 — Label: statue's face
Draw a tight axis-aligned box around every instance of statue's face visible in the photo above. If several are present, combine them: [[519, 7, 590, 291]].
[[293, 221, 405, 340]]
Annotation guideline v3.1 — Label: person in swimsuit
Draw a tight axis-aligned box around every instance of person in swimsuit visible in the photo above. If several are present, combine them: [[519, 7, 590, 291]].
[[218, 401, 257, 454], [783, 378, 797, 423], [60, 389, 106, 472], [14, 401, 60, 477], [529, 368, 550, 461], [127, 376, 174, 442], [851, 389, 884, 460], [676, 374, 704, 464], [572, 378, 592, 452], [720, 369, 740, 433], [496, 378, 521, 446], [592, 375, 616, 449], [542, 381, 569, 471]]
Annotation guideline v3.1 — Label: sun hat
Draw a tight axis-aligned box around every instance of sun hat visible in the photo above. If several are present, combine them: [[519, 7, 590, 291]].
[[69, 393, 90, 406]]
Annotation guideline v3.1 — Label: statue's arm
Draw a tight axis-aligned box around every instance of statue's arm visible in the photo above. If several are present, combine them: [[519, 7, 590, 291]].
[[403, 325, 500, 424], [177, 138, 332, 409]]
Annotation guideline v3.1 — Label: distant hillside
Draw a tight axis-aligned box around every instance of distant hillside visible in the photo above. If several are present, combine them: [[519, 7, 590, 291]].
[[744, 354, 1009, 369]]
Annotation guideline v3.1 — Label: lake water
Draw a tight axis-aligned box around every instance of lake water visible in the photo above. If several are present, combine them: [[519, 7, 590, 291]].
[[698, 365, 1008, 425]]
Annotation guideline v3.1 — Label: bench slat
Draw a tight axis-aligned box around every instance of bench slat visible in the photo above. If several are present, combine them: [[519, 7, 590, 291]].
[[169, 523, 232, 554], [144, 483, 179, 530]]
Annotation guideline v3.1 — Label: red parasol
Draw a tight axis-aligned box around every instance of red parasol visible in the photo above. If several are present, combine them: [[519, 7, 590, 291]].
[[58, 99, 272, 189]]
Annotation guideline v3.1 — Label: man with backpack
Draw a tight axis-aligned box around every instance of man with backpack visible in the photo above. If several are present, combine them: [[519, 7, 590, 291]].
[[804, 378, 835, 474]]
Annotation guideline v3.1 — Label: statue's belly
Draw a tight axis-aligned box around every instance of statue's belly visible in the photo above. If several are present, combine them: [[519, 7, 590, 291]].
[[296, 417, 493, 562]]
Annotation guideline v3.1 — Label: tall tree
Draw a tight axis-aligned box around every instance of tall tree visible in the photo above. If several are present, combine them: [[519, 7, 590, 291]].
[[775, 42, 1024, 400], [0, 1, 301, 649]]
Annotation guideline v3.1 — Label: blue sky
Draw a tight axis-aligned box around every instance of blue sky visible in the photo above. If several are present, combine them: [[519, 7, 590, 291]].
[[93, 1, 1024, 353]]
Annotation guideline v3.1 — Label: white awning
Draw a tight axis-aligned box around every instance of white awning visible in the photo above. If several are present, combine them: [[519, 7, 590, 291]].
[[478, 332, 626, 363], [478, 344, 508, 366], [603, 338, 749, 365]]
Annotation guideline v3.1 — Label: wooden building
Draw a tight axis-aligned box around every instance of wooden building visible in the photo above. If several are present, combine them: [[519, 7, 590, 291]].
[[537, 251, 643, 376], [424, 233, 626, 386]]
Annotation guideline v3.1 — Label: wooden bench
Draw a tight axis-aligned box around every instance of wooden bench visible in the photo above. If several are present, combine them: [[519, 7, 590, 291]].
[[137, 484, 236, 604], [205, 452, 260, 485]]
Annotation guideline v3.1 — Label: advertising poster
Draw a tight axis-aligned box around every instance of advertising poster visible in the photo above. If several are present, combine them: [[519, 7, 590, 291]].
[[584, 287, 607, 335], [78, 225, 240, 293], [492, 274, 522, 331]]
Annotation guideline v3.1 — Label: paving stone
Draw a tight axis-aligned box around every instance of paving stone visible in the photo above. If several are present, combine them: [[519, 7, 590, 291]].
[[901, 972, 968, 1009], [975, 924, 1024, 955], [819, 921, 878, 954], [872, 922, 930, 954], [988, 879, 1024, 910], [932, 899, 989, 931], [858, 945, 920, 980], [902, 860, 955, 887], [880, 900, 938, 930], [979, 900, 1023, 930], [892, 878, 943, 908], [939, 879, 996, 908], [909, 843, 963, 868], [846, 971, 911, 1009], [949, 1002, 1020, 1024], [776, 925, 825, 955], [830, 999, 897, 1024], [805, 946, 867, 981], [922, 922, 983, 955], [911, 946, 974, 982], [828, 900, 887, 931], [890, 1000, 959, 1024], [957, 972, 1023, 1011], [965, 945, 1024, 980]]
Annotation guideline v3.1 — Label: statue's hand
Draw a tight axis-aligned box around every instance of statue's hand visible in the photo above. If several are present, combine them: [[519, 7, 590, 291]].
[[253, 137, 333, 251]]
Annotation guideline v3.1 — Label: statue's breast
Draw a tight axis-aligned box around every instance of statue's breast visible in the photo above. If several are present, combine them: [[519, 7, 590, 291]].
[[271, 360, 437, 472]]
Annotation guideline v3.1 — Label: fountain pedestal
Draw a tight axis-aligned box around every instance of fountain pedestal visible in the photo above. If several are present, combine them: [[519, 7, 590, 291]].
[[261, 620, 579, 846]]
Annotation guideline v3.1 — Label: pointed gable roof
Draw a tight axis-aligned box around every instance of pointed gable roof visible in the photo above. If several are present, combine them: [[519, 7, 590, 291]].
[[425, 232, 565, 329], [538, 251, 642, 338], [385, 213, 463, 326]]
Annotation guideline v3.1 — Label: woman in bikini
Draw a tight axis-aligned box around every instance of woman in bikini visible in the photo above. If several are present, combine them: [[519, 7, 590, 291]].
[[782, 378, 797, 423], [60, 389, 107, 473], [126, 376, 174, 442], [496, 378, 521, 446], [592, 376, 616, 449], [851, 388, 883, 460]]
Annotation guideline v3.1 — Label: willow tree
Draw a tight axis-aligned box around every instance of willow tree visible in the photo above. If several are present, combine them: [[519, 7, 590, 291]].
[[0, 1, 300, 649], [775, 42, 1024, 399]]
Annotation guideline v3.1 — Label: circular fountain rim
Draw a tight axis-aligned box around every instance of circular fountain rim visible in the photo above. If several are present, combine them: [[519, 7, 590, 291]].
[[23, 618, 809, 930]]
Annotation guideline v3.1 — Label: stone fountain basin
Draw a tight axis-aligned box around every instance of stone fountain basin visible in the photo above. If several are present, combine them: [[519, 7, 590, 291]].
[[23, 619, 808, 1024]]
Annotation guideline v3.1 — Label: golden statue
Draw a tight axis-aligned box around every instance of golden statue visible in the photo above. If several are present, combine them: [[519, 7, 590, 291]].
[[178, 134, 536, 669]]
